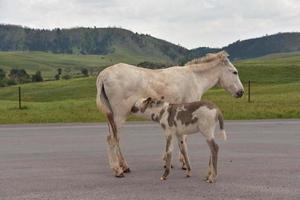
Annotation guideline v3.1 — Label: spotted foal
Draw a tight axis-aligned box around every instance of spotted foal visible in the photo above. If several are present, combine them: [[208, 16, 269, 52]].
[[132, 97, 227, 183]]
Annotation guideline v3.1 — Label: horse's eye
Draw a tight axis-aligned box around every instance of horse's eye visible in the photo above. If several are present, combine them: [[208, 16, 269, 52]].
[[233, 71, 238, 75]]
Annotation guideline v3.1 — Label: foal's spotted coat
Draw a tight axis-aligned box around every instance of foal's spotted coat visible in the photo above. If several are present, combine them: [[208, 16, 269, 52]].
[[133, 97, 227, 182]]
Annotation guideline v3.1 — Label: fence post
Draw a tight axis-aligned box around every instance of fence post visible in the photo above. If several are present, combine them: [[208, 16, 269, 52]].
[[248, 80, 251, 103], [18, 86, 22, 109]]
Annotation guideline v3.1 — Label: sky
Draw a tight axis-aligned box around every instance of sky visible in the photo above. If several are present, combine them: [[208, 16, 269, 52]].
[[0, 0, 300, 49]]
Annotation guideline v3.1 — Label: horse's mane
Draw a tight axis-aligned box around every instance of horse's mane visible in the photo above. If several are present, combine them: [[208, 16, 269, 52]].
[[185, 51, 229, 66]]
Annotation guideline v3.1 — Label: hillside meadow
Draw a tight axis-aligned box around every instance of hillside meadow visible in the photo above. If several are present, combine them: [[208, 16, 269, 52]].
[[0, 51, 300, 124], [0, 50, 170, 80]]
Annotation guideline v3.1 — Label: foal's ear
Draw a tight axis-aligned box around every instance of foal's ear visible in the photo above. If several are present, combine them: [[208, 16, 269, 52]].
[[144, 97, 152, 103]]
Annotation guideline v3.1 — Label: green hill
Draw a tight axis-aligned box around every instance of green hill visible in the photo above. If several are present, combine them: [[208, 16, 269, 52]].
[[2, 24, 300, 65], [0, 24, 187, 63], [184, 32, 300, 62], [224, 33, 300, 60]]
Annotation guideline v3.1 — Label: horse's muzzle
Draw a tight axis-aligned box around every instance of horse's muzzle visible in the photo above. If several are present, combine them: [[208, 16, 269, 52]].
[[236, 90, 244, 98]]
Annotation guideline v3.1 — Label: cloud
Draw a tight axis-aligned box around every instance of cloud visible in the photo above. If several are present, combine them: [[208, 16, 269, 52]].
[[0, 0, 300, 48]]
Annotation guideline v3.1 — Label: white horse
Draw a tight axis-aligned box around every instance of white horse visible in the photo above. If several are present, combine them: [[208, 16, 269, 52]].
[[96, 51, 244, 177]]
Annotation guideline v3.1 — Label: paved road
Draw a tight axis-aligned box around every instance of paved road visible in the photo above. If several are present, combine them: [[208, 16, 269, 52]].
[[0, 121, 299, 200]]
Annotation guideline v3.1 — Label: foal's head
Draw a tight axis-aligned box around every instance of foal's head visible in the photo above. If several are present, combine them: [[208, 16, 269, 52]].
[[132, 97, 166, 114]]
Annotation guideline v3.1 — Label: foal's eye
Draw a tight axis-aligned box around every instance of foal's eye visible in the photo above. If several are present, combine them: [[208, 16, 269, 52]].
[[233, 71, 238, 75]]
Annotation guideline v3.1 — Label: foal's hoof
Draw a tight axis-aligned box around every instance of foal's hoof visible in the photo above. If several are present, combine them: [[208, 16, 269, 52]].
[[204, 176, 216, 183], [186, 171, 191, 178], [160, 176, 167, 181], [123, 168, 131, 173], [115, 173, 125, 178], [182, 166, 187, 170], [206, 179, 215, 183], [163, 165, 174, 169]]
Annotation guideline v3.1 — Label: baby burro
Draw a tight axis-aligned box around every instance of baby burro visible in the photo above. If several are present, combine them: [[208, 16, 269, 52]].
[[131, 97, 227, 183]]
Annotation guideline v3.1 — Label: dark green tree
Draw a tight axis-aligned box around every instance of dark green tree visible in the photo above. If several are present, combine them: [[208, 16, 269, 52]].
[[0, 69, 6, 80], [57, 68, 62, 75], [32, 71, 43, 82], [9, 69, 30, 83], [54, 68, 62, 80], [81, 68, 89, 76]]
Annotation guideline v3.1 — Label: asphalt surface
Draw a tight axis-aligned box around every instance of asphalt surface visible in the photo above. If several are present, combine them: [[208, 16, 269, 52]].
[[0, 120, 299, 200]]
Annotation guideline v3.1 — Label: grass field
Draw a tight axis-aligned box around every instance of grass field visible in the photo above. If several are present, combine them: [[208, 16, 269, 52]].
[[0, 52, 299, 124], [0, 50, 170, 79]]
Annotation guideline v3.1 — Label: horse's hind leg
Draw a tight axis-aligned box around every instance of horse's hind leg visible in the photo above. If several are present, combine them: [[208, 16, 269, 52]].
[[106, 113, 124, 177], [106, 113, 130, 177], [111, 114, 130, 173]]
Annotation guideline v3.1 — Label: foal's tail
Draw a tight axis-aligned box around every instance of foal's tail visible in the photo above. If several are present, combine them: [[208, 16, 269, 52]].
[[217, 111, 227, 141]]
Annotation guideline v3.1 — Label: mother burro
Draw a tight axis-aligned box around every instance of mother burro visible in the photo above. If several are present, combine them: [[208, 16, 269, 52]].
[[96, 51, 244, 177]]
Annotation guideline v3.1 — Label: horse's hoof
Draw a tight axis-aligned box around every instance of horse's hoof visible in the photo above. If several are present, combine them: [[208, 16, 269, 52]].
[[182, 166, 187, 170], [160, 176, 167, 181], [123, 168, 131, 173], [171, 164, 174, 169], [163, 165, 166, 169], [115, 173, 125, 178]]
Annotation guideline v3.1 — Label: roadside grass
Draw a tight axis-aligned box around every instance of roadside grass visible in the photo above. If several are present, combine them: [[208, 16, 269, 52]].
[[203, 82, 300, 119], [0, 99, 141, 124], [0, 77, 96, 102], [0, 79, 299, 124]]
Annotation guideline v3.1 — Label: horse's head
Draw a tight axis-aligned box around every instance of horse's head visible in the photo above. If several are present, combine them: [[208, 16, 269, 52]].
[[217, 51, 244, 98]]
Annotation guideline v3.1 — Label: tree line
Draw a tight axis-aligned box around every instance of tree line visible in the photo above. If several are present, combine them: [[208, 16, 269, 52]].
[[0, 68, 90, 87]]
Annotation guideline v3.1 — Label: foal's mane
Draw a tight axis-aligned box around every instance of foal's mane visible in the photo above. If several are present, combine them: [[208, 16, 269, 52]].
[[185, 51, 229, 66]]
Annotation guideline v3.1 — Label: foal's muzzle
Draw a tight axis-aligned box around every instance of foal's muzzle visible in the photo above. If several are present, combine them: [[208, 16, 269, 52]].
[[235, 90, 244, 98]]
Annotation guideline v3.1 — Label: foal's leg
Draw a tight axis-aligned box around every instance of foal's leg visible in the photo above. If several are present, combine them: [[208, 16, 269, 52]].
[[177, 135, 191, 177], [161, 133, 173, 180], [205, 138, 219, 183], [179, 135, 188, 170]]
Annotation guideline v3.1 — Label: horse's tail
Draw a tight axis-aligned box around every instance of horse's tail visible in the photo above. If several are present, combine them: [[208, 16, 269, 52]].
[[217, 111, 227, 141], [96, 75, 118, 138], [96, 75, 113, 114]]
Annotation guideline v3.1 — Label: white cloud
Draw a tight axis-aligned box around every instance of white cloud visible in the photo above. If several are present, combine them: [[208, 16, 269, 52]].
[[0, 0, 300, 48]]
